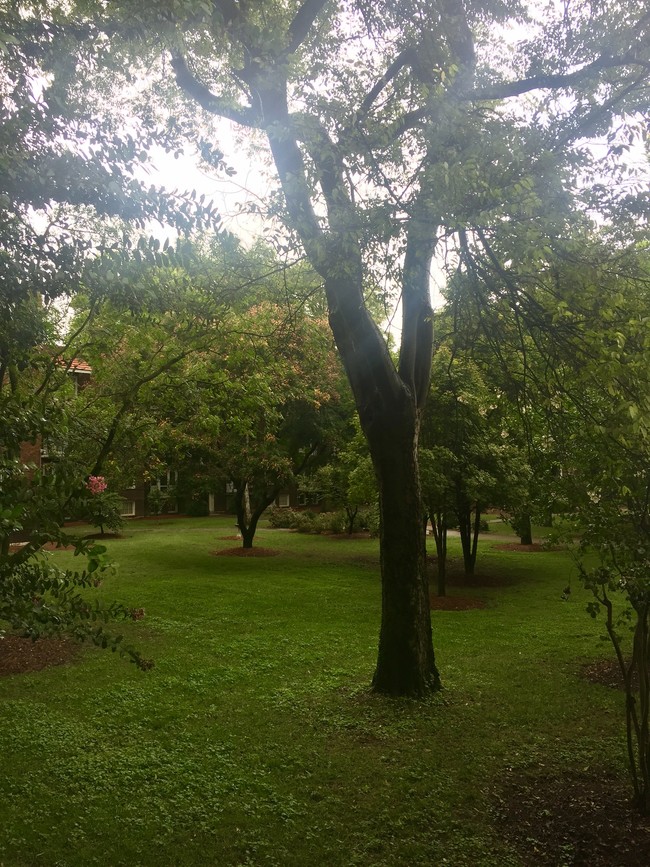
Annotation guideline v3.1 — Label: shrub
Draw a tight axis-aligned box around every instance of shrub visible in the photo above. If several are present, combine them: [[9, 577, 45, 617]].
[[314, 511, 346, 534], [81, 477, 124, 535], [187, 495, 209, 517], [365, 504, 381, 537], [266, 506, 296, 528], [147, 486, 176, 515], [293, 511, 317, 533]]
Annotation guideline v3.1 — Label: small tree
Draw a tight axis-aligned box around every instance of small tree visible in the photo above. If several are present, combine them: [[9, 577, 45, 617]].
[[574, 470, 650, 815], [419, 446, 457, 597], [423, 349, 530, 578], [310, 421, 376, 535], [82, 476, 124, 536]]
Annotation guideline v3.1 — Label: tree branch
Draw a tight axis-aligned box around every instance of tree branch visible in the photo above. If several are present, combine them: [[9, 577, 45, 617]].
[[285, 0, 329, 56], [170, 52, 258, 128], [469, 53, 649, 102], [357, 48, 415, 120], [398, 175, 438, 408]]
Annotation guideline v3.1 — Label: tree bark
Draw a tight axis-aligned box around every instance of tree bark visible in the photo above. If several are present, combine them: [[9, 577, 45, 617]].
[[361, 388, 440, 695], [517, 512, 533, 545]]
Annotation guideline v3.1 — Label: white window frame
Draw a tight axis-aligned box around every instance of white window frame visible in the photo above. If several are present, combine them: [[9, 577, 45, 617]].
[[154, 469, 178, 513], [120, 499, 136, 517], [155, 469, 178, 491], [277, 493, 290, 508]]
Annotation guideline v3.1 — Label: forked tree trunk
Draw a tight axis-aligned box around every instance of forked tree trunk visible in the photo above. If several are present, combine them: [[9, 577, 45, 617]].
[[346, 506, 359, 535], [458, 502, 481, 576], [431, 511, 448, 597], [260, 89, 439, 696], [234, 483, 278, 549]]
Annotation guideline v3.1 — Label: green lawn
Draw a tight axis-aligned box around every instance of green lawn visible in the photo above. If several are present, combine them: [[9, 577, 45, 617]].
[[0, 517, 629, 866]]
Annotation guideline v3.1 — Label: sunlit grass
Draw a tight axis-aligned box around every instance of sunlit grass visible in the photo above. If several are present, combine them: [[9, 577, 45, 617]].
[[0, 516, 627, 866]]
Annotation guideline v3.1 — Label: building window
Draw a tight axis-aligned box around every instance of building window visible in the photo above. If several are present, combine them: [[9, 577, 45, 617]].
[[277, 493, 290, 508], [120, 499, 136, 517], [155, 469, 178, 491], [154, 469, 178, 513]]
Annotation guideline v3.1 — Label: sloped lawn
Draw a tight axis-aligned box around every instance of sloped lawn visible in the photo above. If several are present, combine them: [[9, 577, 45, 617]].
[[0, 517, 645, 865]]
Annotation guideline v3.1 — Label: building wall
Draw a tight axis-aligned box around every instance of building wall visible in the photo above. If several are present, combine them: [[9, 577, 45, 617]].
[[19, 439, 41, 476]]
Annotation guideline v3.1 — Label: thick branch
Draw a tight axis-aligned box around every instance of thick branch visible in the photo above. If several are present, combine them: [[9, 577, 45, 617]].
[[170, 52, 258, 127], [285, 0, 329, 55], [440, 0, 475, 71], [398, 188, 437, 408], [358, 48, 415, 120]]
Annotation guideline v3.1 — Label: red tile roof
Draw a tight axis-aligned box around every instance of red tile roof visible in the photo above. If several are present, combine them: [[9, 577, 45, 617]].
[[68, 358, 92, 373]]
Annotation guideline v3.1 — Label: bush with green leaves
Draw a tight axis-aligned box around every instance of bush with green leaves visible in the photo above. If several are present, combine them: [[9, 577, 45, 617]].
[[289, 511, 313, 533], [146, 486, 176, 516], [265, 506, 296, 529], [313, 511, 346, 535]]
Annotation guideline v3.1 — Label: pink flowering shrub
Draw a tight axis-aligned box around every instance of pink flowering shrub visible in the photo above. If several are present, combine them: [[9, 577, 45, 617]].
[[86, 475, 107, 495], [82, 477, 123, 535]]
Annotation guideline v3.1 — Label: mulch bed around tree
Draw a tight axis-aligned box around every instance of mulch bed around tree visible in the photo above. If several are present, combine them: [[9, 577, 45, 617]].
[[0, 634, 81, 676], [84, 532, 125, 540], [212, 547, 281, 557], [430, 594, 486, 610], [325, 532, 373, 540], [494, 768, 650, 866], [430, 560, 519, 588], [581, 658, 634, 690], [493, 542, 551, 553]]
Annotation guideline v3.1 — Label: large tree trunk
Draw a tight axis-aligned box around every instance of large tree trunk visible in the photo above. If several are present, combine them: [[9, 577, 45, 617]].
[[361, 391, 440, 696], [517, 512, 533, 545], [260, 87, 440, 696]]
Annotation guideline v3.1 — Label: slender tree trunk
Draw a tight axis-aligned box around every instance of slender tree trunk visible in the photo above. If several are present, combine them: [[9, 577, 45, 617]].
[[458, 503, 473, 576], [243, 483, 252, 527], [470, 506, 481, 571], [262, 103, 439, 695], [431, 512, 448, 597], [458, 499, 481, 576]]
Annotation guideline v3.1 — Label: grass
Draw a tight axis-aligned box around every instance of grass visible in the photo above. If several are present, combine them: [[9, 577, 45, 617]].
[[0, 517, 630, 866]]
